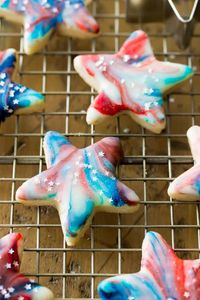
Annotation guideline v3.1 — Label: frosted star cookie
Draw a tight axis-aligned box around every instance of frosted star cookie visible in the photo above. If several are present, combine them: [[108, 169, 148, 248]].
[[0, 232, 54, 299], [74, 30, 193, 134], [0, 48, 44, 124], [168, 125, 200, 200], [0, 0, 99, 55], [16, 131, 140, 246], [98, 231, 200, 300]]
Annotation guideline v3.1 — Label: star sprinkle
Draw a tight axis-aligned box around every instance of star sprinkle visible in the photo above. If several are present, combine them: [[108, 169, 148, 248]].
[[0, 233, 54, 299], [16, 131, 140, 246], [168, 125, 200, 200], [98, 231, 200, 300], [0, 49, 44, 124], [74, 30, 193, 134], [0, 0, 99, 55]]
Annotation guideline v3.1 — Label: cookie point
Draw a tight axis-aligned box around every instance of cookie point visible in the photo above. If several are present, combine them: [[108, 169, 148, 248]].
[[86, 107, 104, 125], [167, 182, 176, 198], [187, 125, 200, 137], [98, 279, 118, 300], [32, 286, 54, 300], [73, 55, 82, 72], [6, 48, 16, 56], [16, 186, 27, 202]]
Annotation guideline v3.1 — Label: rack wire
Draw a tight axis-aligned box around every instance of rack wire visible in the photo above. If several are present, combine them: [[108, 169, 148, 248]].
[[0, 0, 200, 299]]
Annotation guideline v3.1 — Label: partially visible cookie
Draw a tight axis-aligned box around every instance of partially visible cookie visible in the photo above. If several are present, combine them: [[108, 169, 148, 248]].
[[16, 131, 140, 246], [168, 125, 200, 200], [98, 231, 200, 300], [0, 232, 54, 299], [74, 30, 193, 134], [0, 48, 44, 124], [0, 0, 99, 55]]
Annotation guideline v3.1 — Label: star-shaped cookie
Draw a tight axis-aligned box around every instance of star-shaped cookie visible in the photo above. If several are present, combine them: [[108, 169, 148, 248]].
[[168, 125, 200, 200], [0, 0, 99, 55], [74, 30, 193, 134], [0, 48, 44, 124], [98, 231, 200, 300], [0, 232, 54, 299], [16, 131, 140, 246]]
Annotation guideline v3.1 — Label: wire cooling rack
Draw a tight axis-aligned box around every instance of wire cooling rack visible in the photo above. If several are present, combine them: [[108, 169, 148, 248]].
[[0, 0, 200, 299]]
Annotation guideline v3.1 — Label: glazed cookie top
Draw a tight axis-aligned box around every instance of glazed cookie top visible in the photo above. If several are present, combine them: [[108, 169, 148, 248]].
[[74, 30, 193, 134], [0, 48, 44, 123], [168, 125, 200, 200], [0, 232, 54, 299], [98, 231, 200, 300], [0, 0, 99, 54], [16, 131, 140, 246]]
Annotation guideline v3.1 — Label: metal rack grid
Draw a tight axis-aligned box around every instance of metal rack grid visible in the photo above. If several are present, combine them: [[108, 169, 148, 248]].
[[0, 0, 200, 299]]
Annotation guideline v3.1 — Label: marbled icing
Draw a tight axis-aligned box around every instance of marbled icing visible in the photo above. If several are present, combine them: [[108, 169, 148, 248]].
[[16, 131, 140, 246], [0, 49, 44, 122], [74, 30, 193, 133], [0, 0, 99, 54], [0, 233, 54, 299], [98, 231, 200, 300]]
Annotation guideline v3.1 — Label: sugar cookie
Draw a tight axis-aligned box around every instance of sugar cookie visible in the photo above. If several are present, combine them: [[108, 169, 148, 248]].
[[0, 232, 54, 299], [16, 131, 140, 246], [0, 48, 44, 124], [168, 125, 200, 200], [98, 231, 200, 300], [74, 30, 193, 133], [0, 0, 99, 55]]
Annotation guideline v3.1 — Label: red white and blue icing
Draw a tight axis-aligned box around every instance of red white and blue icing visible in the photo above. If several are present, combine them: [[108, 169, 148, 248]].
[[0, 232, 54, 300], [0, 48, 44, 123], [16, 131, 140, 246], [98, 231, 200, 300], [74, 30, 193, 134], [168, 125, 200, 200], [0, 0, 99, 54]]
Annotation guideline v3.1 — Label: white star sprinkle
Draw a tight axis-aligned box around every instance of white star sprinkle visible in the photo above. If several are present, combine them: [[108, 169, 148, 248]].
[[5, 263, 11, 269], [25, 284, 31, 290], [1, 289, 7, 295], [8, 287, 14, 293], [9, 90, 15, 97], [98, 151, 105, 157], [123, 55, 130, 62], [13, 99, 19, 105], [0, 73, 6, 79], [184, 291, 190, 298], [19, 87, 26, 93], [13, 260, 19, 267], [4, 293, 10, 298], [8, 248, 14, 255]]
